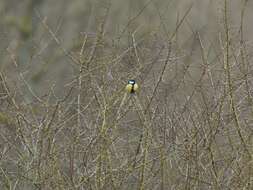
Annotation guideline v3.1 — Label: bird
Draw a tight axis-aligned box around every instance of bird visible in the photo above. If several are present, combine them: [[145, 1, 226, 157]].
[[125, 80, 138, 94]]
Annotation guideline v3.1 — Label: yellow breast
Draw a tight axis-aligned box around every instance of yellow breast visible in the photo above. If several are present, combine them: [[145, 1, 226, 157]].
[[125, 83, 138, 93]]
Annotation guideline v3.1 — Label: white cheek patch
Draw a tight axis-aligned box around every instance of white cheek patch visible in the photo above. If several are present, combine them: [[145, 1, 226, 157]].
[[128, 80, 135, 85]]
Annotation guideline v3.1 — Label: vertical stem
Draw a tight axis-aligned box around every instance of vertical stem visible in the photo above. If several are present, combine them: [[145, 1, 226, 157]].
[[138, 129, 149, 190], [160, 146, 165, 190], [224, 0, 250, 157]]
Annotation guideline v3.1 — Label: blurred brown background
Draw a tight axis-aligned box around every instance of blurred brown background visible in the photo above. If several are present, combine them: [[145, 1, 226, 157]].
[[1, 0, 253, 96], [0, 0, 253, 189]]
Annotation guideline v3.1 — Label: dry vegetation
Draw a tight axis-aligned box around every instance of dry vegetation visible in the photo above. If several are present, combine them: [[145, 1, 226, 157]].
[[0, 0, 253, 189]]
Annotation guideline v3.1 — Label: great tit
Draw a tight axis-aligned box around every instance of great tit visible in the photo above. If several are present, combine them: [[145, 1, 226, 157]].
[[125, 80, 138, 93]]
